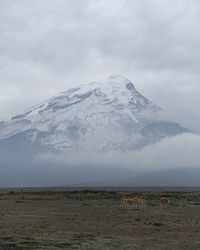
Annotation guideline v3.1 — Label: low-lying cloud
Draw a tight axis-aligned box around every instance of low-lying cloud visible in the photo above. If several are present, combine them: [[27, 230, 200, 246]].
[[0, 133, 199, 187], [36, 133, 200, 172]]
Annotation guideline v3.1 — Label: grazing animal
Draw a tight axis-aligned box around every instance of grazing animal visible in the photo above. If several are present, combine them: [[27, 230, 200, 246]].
[[160, 197, 171, 207], [130, 197, 141, 207], [139, 198, 147, 207], [122, 198, 132, 209], [122, 196, 142, 209], [122, 198, 129, 209]]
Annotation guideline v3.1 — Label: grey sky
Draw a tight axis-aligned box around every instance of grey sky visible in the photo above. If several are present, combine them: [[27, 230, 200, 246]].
[[0, 0, 200, 132]]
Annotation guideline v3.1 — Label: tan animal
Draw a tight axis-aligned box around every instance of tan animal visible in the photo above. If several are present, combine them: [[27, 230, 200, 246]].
[[160, 197, 171, 207], [139, 198, 147, 207], [122, 197, 141, 209], [130, 197, 141, 207], [121, 197, 132, 209], [122, 198, 130, 209]]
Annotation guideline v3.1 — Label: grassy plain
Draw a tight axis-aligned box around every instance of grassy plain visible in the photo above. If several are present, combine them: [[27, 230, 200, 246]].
[[0, 187, 199, 249]]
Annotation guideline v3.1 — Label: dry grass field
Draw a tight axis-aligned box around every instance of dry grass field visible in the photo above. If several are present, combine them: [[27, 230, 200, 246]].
[[0, 187, 199, 249]]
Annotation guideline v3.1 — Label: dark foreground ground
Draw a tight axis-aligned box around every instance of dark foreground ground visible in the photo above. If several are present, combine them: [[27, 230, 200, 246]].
[[0, 187, 199, 250]]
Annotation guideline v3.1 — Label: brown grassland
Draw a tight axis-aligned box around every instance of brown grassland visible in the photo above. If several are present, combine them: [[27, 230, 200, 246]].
[[0, 187, 199, 249]]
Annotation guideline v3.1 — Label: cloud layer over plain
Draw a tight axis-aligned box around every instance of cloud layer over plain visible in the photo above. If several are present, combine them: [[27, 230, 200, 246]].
[[36, 133, 200, 171], [0, 132, 199, 187], [0, 0, 200, 132]]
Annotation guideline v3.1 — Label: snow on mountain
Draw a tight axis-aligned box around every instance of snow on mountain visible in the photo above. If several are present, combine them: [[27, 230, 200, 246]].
[[0, 75, 189, 153]]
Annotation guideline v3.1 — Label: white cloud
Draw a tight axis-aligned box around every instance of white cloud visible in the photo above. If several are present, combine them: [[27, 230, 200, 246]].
[[36, 133, 200, 172]]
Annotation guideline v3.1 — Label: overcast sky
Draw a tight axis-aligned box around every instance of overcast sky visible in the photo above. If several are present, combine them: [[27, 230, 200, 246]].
[[0, 0, 200, 132]]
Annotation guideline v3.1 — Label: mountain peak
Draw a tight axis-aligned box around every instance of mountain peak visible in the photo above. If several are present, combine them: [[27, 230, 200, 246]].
[[108, 75, 131, 83], [0, 76, 188, 152], [108, 75, 136, 90]]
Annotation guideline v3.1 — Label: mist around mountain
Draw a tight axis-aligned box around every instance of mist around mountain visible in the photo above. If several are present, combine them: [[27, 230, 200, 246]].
[[0, 76, 199, 187]]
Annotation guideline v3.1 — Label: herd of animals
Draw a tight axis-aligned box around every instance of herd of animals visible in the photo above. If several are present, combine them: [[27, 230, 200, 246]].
[[122, 196, 171, 209]]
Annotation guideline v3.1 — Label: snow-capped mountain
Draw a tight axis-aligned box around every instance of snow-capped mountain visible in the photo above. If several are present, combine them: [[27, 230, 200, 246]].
[[0, 75, 188, 153]]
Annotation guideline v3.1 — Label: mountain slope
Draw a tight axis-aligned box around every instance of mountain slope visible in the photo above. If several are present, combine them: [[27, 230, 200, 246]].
[[0, 75, 189, 153]]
